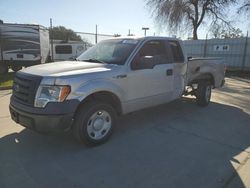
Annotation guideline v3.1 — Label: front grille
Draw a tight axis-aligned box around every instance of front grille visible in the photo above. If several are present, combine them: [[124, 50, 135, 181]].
[[13, 72, 42, 106]]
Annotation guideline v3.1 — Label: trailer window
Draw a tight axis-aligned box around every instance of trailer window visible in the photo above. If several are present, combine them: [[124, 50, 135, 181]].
[[168, 41, 184, 63], [55, 45, 72, 54]]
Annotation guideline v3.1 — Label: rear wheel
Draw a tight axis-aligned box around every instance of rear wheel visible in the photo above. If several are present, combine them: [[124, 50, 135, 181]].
[[195, 81, 212, 107], [72, 101, 116, 146], [0, 64, 8, 74]]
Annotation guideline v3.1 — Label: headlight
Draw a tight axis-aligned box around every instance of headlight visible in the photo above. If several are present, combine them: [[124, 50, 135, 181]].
[[34, 85, 71, 108]]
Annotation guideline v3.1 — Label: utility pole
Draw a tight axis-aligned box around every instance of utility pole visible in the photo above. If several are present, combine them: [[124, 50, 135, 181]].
[[128, 29, 131, 36], [128, 29, 134, 36], [50, 18, 54, 62], [95, 24, 98, 44], [142, 27, 149, 36]]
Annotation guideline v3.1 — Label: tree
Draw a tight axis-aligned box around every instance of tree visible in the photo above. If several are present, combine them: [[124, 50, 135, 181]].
[[147, 0, 236, 40], [238, 0, 250, 13], [211, 23, 244, 38], [238, 0, 250, 22], [49, 26, 82, 41]]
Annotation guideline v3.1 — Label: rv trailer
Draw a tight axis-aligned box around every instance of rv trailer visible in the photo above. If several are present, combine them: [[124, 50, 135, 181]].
[[0, 22, 50, 74], [52, 40, 88, 62]]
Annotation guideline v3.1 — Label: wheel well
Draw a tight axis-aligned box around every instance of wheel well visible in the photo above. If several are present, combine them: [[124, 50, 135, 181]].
[[74, 91, 122, 117], [191, 73, 215, 87]]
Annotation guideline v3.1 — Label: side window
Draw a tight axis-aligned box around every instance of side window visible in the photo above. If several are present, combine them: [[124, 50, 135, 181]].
[[131, 40, 170, 70], [168, 41, 184, 63], [55, 45, 72, 54]]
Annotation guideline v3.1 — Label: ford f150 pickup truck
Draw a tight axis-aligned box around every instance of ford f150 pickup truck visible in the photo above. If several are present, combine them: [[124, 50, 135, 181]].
[[9, 37, 225, 145]]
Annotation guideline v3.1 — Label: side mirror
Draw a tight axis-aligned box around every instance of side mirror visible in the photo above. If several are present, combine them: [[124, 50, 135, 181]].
[[188, 56, 192, 61]]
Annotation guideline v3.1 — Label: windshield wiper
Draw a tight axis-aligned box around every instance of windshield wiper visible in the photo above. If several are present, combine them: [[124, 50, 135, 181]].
[[79, 58, 106, 64]]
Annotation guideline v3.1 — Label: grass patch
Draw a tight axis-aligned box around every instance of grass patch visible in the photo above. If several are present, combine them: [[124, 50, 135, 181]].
[[0, 72, 15, 88]]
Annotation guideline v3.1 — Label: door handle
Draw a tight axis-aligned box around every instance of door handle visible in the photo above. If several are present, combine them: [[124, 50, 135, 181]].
[[166, 69, 173, 76], [113, 74, 127, 79]]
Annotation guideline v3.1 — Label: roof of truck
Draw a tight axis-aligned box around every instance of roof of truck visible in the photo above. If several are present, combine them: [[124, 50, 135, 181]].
[[110, 36, 181, 41]]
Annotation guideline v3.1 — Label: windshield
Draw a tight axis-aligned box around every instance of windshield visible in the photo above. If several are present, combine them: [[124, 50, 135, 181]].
[[77, 39, 139, 65]]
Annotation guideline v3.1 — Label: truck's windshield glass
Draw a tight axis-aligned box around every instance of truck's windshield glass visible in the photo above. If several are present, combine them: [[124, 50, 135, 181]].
[[77, 39, 139, 65]]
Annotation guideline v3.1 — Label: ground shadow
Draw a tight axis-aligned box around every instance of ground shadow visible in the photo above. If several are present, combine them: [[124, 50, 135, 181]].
[[0, 98, 249, 188]]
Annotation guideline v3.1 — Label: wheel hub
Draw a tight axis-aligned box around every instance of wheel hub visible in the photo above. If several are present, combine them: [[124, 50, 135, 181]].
[[93, 118, 104, 131], [87, 110, 112, 140]]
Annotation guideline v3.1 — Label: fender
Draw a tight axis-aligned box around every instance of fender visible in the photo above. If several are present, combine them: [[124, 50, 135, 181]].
[[69, 79, 126, 103], [187, 57, 224, 88]]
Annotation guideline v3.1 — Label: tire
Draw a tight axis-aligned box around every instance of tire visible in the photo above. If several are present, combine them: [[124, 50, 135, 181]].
[[195, 81, 212, 107], [72, 101, 116, 146], [0, 64, 8, 74], [11, 65, 22, 72]]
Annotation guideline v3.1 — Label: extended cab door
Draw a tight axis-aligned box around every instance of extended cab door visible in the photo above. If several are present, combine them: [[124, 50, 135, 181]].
[[125, 39, 174, 112], [168, 40, 187, 98]]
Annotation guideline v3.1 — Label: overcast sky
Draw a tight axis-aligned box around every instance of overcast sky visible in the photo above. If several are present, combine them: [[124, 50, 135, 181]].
[[0, 0, 248, 40]]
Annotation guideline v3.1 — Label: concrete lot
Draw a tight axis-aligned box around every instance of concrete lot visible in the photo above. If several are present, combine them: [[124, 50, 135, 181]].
[[0, 77, 249, 188]]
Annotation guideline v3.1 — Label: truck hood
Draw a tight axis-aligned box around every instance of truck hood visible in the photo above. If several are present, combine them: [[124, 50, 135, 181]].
[[20, 61, 117, 77]]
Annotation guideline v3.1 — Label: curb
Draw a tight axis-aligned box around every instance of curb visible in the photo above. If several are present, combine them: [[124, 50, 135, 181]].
[[0, 86, 12, 90]]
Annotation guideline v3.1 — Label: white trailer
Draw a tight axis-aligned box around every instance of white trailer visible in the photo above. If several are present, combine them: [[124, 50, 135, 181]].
[[0, 22, 50, 73], [0, 22, 90, 74], [51, 40, 88, 62]]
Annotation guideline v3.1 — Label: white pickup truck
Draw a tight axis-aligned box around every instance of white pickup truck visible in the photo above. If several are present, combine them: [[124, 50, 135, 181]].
[[9, 37, 225, 146]]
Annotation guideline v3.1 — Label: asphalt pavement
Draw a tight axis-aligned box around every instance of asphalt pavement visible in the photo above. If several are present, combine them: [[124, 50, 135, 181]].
[[0, 77, 249, 188]]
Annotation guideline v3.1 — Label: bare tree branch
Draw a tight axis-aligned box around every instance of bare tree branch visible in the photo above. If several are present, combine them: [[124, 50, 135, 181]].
[[146, 0, 235, 39], [238, 0, 250, 13]]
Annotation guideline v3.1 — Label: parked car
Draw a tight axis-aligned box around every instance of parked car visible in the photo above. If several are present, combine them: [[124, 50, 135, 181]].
[[9, 36, 225, 146]]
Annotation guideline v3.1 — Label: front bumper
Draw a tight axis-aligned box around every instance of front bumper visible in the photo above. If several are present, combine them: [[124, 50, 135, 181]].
[[9, 97, 79, 132]]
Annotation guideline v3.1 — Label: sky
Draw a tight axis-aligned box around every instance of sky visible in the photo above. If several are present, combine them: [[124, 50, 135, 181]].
[[0, 0, 248, 42]]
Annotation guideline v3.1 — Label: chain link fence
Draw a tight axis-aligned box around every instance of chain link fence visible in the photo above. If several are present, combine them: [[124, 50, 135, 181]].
[[62, 24, 250, 72], [76, 32, 115, 46]]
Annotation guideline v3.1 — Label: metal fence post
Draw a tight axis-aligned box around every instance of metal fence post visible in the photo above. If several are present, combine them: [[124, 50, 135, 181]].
[[95, 25, 98, 44], [50, 18, 54, 62], [203, 34, 208, 57], [0, 27, 3, 62], [241, 31, 248, 72]]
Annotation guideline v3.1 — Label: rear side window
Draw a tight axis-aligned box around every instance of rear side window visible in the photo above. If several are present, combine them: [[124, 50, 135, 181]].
[[168, 41, 184, 63], [55, 45, 72, 54]]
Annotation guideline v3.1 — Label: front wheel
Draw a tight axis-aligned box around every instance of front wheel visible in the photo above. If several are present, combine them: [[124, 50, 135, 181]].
[[72, 101, 116, 146], [195, 81, 212, 107]]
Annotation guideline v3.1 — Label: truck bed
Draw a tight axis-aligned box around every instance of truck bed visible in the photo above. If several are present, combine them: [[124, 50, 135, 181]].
[[187, 57, 225, 88]]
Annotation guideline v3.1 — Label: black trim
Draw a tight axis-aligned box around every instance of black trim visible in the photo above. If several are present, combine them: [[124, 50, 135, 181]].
[[9, 104, 74, 132], [13, 72, 42, 106], [9, 96, 80, 132]]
